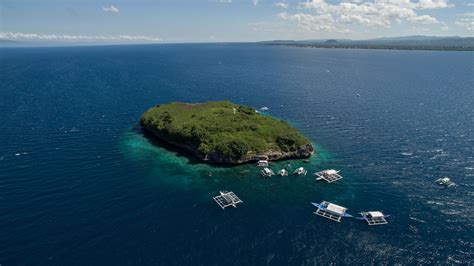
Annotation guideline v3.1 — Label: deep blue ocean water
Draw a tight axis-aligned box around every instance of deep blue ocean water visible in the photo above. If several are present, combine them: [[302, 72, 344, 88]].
[[0, 44, 473, 265]]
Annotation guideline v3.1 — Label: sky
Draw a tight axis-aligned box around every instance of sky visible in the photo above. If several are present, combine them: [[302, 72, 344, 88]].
[[0, 0, 473, 43]]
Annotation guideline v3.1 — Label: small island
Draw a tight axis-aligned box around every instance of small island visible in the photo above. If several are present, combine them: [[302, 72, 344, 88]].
[[140, 101, 314, 164]]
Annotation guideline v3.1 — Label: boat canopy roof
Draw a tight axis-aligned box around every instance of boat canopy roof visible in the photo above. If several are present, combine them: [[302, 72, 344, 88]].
[[222, 193, 233, 202], [325, 169, 338, 175], [326, 203, 347, 215], [368, 211, 384, 218]]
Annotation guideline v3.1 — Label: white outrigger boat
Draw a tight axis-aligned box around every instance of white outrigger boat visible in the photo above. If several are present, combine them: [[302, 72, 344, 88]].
[[293, 167, 307, 176], [277, 169, 288, 176], [315, 169, 343, 183], [213, 191, 243, 210], [311, 201, 353, 222], [260, 106, 270, 111], [261, 167, 275, 177], [435, 176, 455, 187], [256, 160, 269, 167], [357, 211, 389, 225]]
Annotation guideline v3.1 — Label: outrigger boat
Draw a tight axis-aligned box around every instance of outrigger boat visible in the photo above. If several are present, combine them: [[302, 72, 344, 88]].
[[357, 211, 389, 225], [311, 201, 353, 222], [213, 191, 243, 210], [256, 160, 269, 167], [293, 167, 307, 176], [435, 176, 455, 187], [260, 106, 270, 111], [278, 169, 288, 176], [261, 167, 275, 177], [315, 169, 343, 183]]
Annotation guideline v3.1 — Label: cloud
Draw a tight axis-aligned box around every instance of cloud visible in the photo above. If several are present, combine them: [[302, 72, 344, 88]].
[[278, 12, 341, 32], [366, 0, 453, 9], [102, 5, 119, 13], [0, 32, 162, 42], [215, 0, 232, 3], [455, 18, 474, 31], [275, 2, 289, 9], [252, 0, 259, 6], [413, 0, 454, 9], [278, 0, 448, 33], [407, 15, 439, 24], [455, 12, 474, 31]]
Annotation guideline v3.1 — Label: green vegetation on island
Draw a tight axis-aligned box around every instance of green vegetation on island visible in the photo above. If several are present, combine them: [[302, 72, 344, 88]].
[[140, 101, 314, 164]]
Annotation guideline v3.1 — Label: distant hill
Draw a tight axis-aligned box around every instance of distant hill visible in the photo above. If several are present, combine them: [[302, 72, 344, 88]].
[[325, 39, 338, 45], [260, 36, 474, 51]]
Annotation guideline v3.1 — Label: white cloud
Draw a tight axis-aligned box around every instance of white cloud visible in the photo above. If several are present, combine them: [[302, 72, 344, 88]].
[[275, 2, 289, 9], [102, 5, 119, 13], [413, 0, 454, 9], [369, 0, 453, 9], [278, 12, 345, 32], [407, 15, 439, 24], [215, 0, 232, 3], [278, 0, 448, 33], [467, 3, 474, 6], [455, 12, 474, 31], [455, 18, 474, 31], [252, 0, 259, 6], [441, 25, 449, 31], [0, 32, 162, 42], [337, 14, 373, 26]]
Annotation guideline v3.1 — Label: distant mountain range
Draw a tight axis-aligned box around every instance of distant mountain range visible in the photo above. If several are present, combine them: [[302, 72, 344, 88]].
[[260, 36, 474, 51]]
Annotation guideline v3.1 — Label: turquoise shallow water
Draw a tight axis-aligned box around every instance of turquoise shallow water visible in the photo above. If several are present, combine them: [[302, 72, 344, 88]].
[[120, 127, 336, 195], [0, 44, 473, 264]]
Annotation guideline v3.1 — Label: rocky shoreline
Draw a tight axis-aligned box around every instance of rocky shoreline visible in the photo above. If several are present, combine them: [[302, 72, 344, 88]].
[[141, 124, 314, 164]]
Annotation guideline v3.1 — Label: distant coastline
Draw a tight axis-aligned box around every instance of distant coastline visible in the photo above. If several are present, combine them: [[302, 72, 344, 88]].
[[2, 35, 474, 51], [259, 36, 474, 51], [261, 43, 474, 51]]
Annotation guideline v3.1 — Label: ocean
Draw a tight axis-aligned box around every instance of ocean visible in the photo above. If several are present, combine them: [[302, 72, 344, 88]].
[[0, 44, 473, 265]]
